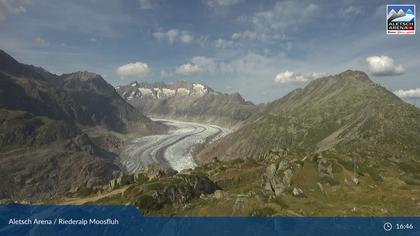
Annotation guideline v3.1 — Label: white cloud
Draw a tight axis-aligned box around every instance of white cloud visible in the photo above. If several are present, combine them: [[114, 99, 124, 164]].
[[0, 0, 29, 21], [223, 1, 319, 43], [366, 56, 405, 76], [219, 53, 277, 77], [214, 38, 234, 48], [116, 62, 150, 78], [179, 32, 194, 43], [153, 29, 196, 44], [175, 56, 215, 76], [231, 30, 287, 42], [172, 54, 278, 79], [250, 1, 319, 33], [207, 0, 243, 8], [232, 30, 258, 41], [394, 88, 420, 98], [274, 70, 324, 84], [176, 64, 204, 75], [153, 29, 178, 44]]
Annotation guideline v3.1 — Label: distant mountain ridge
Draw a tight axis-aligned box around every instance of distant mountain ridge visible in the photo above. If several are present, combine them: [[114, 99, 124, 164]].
[[117, 81, 258, 127]]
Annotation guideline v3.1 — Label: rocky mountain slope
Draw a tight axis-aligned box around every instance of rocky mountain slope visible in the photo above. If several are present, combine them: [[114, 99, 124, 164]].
[[0, 49, 162, 201], [116, 81, 257, 127], [198, 70, 420, 163], [59, 151, 420, 216], [0, 50, 158, 133]]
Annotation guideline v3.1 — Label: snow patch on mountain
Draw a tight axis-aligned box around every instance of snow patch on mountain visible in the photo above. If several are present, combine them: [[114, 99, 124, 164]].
[[139, 88, 153, 97], [162, 88, 176, 97], [192, 83, 208, 96], [176, 88, 190, 96]]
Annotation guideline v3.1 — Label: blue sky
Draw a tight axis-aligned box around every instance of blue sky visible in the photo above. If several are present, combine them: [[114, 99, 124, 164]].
[[0, 0, 419, 104]]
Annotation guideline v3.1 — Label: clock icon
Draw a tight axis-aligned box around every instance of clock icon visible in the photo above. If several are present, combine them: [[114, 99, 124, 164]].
[[384, 222, 393, 231]]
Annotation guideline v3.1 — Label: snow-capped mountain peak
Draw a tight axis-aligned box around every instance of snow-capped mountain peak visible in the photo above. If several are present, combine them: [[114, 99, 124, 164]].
[[116, 81, 214, 100]]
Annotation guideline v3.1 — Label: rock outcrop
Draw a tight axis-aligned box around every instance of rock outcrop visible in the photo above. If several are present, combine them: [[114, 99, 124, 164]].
[[264, 160, 294, 196], [134, 173, 220, 213], [142, 164, 178, 181]]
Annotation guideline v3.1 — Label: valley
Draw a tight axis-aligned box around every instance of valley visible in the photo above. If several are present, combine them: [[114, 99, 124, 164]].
[[1, 49, 419, 217]]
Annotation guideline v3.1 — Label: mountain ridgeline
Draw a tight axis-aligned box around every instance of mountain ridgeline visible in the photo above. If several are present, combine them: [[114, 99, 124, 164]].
[[116, 81, 258, 127], [0, 50, 162, 200], [198, 70, 420, 163]]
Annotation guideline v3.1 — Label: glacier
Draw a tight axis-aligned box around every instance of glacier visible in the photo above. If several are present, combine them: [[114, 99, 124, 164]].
[[120, 119, 231, 173]]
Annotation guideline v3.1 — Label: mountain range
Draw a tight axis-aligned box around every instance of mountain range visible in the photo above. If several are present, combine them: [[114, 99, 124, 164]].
[[116, 81, 258, 127], [1, 49, 420, 216]]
